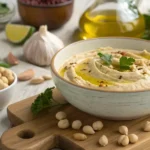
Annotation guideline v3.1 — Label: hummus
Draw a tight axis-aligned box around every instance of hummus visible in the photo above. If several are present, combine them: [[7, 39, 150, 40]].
[[59, 47, 150, 91]]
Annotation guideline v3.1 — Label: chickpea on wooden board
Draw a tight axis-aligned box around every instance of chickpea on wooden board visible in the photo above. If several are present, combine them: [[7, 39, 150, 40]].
[[143, 121, 150, 132], [99, 135, 108, 147], [118, 135, 129, 146], [73, 133, 87, 141], [119, 126, 128, 135], [58, 119, 70, 129], [72, 120, 82, 130], [55, 111, 141, 147], [56, 111, 67, 120]]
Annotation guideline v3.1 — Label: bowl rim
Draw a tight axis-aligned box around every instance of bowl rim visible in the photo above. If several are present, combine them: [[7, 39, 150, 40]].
[[0, 71, 17, 93], [51, 37, 150, 93], [18, 0, 74, 8]]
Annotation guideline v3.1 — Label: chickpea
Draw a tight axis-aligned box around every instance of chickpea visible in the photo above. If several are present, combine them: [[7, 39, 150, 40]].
[[2, 69, 13, 77], [119, 126, 128, 135], [92, 121, 103, 131], [7, 75, 14, 84], [82, 125, 95, 135], [0, 68, 14, 90], [72, 120, 82, 130], [143, 121, 150, 132], [0, 80, 8, 90], [128, 134, 138, 144], [99, 135, 108, 147], [58, 119, 70, 129], [56, 111, 67, 120], [1, 76, 8, 84], [118, 135, 129, 146], [0, 67, 5, 73], [73, 133, 87, 141]]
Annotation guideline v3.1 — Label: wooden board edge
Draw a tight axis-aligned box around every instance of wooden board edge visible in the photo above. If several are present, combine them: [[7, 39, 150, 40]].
[[7, 95, 38, 126]]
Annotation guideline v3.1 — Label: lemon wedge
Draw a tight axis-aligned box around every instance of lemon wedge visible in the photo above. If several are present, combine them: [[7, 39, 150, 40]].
[[5, 24, 36, 44]]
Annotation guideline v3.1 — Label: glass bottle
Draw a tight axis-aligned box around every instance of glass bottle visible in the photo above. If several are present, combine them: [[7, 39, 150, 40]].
[[79, 0, 145, 39]]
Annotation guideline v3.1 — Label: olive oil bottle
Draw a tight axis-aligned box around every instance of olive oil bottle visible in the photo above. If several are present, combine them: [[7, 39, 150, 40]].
[[79, 0, 145, 39]]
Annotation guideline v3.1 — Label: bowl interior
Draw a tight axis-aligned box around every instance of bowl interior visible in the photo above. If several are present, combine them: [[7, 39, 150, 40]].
[[53, 38, 150, 72]]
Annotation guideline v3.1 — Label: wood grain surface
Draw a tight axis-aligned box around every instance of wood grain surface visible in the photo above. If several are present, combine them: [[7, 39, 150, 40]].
[[1, 89, 150, 150]]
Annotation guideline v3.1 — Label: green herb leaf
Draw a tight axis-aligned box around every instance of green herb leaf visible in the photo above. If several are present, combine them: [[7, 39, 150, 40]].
[[31, 87, 55, 115], [0, 63, 11, 68], [98, 52, 112, 65], [0, 3, 9, 14], [144, 14, 150, 30], [120, 56, 135, 70], [141, 14, 150, 40]]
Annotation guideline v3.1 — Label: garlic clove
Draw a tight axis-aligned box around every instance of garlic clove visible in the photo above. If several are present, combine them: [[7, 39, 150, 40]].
[[18, 69, 34, 81], [30, 77, 44, 84], [7, 52, 19, 65], [43, 75, 52, 80], [23, 25, 64, 66]]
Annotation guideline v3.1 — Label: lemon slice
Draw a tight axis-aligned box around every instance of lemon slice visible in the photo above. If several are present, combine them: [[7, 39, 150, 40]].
[[5, 24, 36, 44]]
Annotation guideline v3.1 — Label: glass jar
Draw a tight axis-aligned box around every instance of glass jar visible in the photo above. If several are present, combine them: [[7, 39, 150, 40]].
[[79, 0, 145, 39]]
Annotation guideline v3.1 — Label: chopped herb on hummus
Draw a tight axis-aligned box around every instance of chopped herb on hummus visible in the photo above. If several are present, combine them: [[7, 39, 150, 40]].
[[98, 52, 112, 65], [120, 56, 135, 70]]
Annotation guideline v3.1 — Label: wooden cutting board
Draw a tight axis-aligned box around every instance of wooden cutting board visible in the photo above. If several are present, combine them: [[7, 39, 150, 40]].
[[1, 88, 150, 150]]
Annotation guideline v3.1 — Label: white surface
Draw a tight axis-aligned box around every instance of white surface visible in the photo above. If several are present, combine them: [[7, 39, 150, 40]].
[[52, 38, 150, 120], [0, 0, 148, 149]]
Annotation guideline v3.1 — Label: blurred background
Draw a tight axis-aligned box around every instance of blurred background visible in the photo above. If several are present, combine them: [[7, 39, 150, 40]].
[[1, 0, 150, 44]]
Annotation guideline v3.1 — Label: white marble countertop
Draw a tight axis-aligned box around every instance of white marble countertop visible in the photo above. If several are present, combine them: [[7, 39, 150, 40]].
[[0, 0, 149, 149]]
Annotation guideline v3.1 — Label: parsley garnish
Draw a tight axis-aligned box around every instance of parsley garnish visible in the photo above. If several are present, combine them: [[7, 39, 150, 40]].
[[0, 62, 11, 68], [98, 52, 112, 65], [120, 56, 135, 70], [31, 87, 56, 115]]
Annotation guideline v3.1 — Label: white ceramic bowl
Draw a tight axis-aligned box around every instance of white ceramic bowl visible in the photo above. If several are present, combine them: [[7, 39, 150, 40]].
[[0, 71, 17, 110], [51, 38, 150, 120]]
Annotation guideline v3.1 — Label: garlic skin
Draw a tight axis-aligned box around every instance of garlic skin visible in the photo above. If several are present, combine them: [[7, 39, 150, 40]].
[[23, 25, 64, 66]]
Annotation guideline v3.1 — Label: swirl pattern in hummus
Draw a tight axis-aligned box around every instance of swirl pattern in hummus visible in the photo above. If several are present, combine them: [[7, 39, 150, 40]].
[[59, 47, 150, 91]]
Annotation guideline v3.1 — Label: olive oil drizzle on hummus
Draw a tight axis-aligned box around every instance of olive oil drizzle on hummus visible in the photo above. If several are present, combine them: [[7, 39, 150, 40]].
[[75, 61, 112, 86]]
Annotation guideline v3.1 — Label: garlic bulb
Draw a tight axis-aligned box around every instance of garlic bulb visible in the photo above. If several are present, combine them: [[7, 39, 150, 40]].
[[23, 25, 64, 66]]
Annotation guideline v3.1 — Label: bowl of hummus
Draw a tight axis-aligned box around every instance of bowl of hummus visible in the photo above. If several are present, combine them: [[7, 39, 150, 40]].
[[51, 38, 150, 120]]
